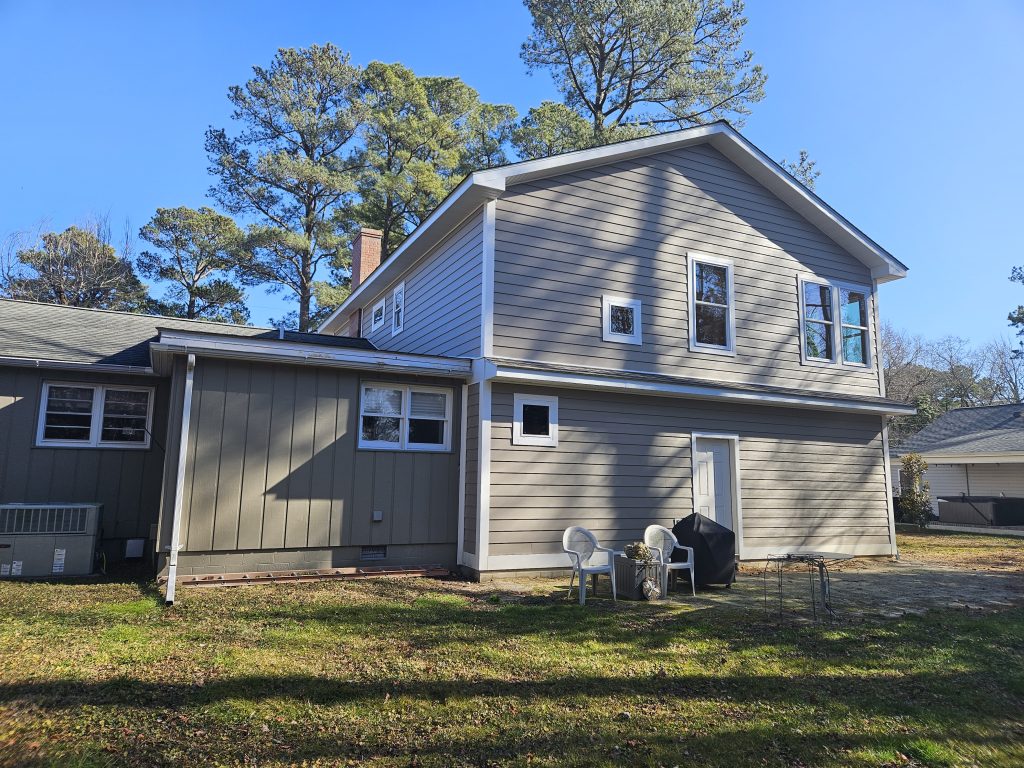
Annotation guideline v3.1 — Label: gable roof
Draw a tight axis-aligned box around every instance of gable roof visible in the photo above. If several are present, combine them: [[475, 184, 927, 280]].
[[896, 404, 1024, 458], [320, 121, 907, 333], [0, 299, 374, 371]]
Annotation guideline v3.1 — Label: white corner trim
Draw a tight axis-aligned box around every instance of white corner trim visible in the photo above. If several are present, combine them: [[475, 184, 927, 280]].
[[601, 295, 643, 345], [880, 418, 899, 558], [512, 393, 559, 447], [690, 432, 745, 560], [456, 384, 468, 566], [165, 354, 195, 605], [476, 381, 492, 570], [481, 200, 496, 357], [687, 251, 736, 356]]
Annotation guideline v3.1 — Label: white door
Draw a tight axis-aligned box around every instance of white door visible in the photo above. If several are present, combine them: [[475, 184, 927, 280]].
[[693, 438, 734, 530]]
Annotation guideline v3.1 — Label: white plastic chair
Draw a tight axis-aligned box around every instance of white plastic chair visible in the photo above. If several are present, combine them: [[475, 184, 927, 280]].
[[562, 526, 617, 605], [644, 524, 696, 597]]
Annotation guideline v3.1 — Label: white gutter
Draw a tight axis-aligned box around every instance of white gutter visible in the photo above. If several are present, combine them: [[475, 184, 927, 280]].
[[151, 333, 472, 378], [164, 353, 195, 606], [915, 452, 1024, 464], [0, 355, 156, 376], [492, 365, 917, 416]]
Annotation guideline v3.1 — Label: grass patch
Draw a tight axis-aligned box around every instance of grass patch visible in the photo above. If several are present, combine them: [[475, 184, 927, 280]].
[[0, 532, 1022, 767]]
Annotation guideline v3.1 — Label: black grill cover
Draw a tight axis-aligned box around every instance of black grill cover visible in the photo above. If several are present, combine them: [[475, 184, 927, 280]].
[[671, 513, 737, 586]]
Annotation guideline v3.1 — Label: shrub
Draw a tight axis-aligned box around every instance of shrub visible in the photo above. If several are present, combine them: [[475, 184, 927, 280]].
[[899, 453, 932, 528]]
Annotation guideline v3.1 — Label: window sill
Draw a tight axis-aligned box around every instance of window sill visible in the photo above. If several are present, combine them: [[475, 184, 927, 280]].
[[34, 442, 151, 451], [687, 343, 737, 358], [356, 445, 452, 454]]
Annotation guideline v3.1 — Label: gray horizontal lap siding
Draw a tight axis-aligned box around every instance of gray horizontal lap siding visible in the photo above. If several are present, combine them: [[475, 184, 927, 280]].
[[492, 143, 881, 398], [175, 358, 460, 559], [359, 211, 484, 357], [0, 366, 169, 559], [488, 384, 891, 558]]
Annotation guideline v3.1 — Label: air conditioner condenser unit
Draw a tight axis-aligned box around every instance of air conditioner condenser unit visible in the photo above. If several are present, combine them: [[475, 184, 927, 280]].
[[0, 504, 101, 578]]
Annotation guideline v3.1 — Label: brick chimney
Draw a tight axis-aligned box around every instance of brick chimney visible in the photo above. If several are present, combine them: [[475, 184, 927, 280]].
[[351, 228, 383, 290], [344, 228, 383, 337]]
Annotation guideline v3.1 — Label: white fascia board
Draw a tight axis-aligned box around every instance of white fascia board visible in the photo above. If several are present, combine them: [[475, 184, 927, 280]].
[[492, 365, 916, 416], [918, 452, 1024, 464], [317, 177, 505, 334], [151, 332, 472, 378]]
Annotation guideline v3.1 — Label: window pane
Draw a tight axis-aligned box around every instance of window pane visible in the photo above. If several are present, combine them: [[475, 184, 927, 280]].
[[609, 304, 635, 336], [361, 416, 401, 443], [522, 404, 550, 436], [410, 391, 447, 418], [842, 327, 867, 364], [805, 320, 834, 360], [841, 289, 867, 326], [694, 304, 727, 347], [43, 386, 93, 441], [373, 305, 384, 323], [694, 263, 728, 305], [362, 387, 403, 416], [101, 389, 149, 442], [408, 418, 445, 445], [803, 283, 833, 322]]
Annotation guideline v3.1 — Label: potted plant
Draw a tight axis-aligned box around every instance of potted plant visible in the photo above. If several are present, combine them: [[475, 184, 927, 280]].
[[615, 542, 663, 600]]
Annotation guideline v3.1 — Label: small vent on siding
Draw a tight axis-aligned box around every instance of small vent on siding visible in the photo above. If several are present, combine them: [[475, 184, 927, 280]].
[[0, 506, 93, 535], [360, 545, 387, 561]]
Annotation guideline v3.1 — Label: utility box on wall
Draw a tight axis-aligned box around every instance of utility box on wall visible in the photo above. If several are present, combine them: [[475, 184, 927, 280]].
[[0, 504, 101, 578]]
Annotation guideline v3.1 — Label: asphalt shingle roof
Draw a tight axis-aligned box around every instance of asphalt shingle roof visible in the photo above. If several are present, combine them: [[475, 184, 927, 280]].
[[896, 404, 1024, 456], [0, 299, 374, 369]]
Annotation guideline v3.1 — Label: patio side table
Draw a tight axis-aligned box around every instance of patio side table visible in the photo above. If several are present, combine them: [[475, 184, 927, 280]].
[[614, 555, 664, 601]]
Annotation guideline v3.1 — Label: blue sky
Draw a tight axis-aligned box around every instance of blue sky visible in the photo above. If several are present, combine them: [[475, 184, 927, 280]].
[[1, 0, 1022, 341]]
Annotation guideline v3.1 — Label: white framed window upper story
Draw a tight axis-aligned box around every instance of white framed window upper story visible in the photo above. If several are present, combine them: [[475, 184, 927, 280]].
[[512, 393, 559, 448], [601, 295, 642, 345], [687, 252, 736, 356], [797, 275, 873, 368], [391, 281, 405, 336], [358, 382, 452, 452], [370, 298, 386, 332], [36, 382, 154, 449]]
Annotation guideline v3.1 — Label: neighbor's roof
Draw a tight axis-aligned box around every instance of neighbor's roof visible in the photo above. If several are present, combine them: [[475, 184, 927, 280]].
[[320, 120, 908, 333], [896, 404, 1024, 458], [0, 299, 374, 371]]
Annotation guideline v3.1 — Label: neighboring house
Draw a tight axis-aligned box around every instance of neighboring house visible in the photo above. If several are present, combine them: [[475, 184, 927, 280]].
[[893, 404, 1024, 514], [0, 122, 914, 595]]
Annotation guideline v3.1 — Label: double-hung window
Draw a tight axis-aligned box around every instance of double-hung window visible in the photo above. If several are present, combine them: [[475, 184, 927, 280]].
[[688, 253, 735, 354], [391, 282, 405, 336], [359, 383, 451, 451], [370, 298, 386, 332], [799, 277, 872, 367], [602, 295, 642, 345], [37, 383, 153, 448]]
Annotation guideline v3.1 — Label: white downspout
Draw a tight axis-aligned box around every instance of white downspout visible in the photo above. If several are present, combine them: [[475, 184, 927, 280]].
[[165, 353, 196, 605]]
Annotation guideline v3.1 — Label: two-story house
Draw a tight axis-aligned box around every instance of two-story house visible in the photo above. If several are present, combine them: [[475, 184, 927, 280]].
[[0, 122, 913, 595]]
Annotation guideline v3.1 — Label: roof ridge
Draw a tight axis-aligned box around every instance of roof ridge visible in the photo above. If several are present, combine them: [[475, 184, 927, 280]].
[[0, 298, 275, 331]]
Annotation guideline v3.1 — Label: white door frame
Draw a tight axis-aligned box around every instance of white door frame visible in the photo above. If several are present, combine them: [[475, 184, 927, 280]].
[[690, 432, 745, 560]]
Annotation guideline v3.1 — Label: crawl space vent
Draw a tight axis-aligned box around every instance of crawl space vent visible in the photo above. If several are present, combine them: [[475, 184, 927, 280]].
[[360, 545, 387, 561]]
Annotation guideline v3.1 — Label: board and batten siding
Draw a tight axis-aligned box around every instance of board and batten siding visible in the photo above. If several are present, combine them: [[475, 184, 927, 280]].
[[173, 358, 461, 560], [357, 210, 484, 357], [462, 383, 480, 556], [0, 365, 170, 558], [488, 384, 893, 561], [924, 463, 1024, 514], [492, 143, 882, 399]]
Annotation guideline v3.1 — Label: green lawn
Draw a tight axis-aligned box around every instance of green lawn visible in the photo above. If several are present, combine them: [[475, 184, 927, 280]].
[[1, 532, 1022, 767]]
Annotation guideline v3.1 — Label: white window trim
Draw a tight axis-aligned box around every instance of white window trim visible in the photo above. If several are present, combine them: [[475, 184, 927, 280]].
[[601, 295, 643, 345], [35, 382, 154, 449], [687, 252, 736, 356], [512, 393, 558, 447], [370, 298, 386, 332], [357, 382, 452, 452], [391, 281, 405, 337], [797, 275, 874, 370]]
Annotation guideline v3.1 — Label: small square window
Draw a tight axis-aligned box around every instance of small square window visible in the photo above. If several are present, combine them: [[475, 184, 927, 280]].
[[601, 296, 642, 345], [370, 299, 386, 332], [513, 394, 558, 447]]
